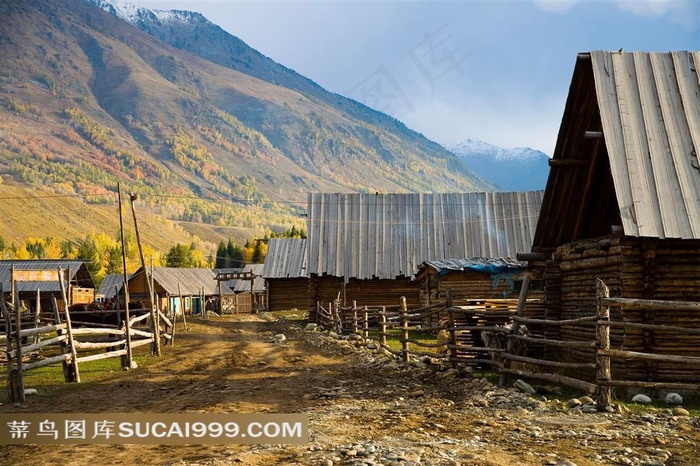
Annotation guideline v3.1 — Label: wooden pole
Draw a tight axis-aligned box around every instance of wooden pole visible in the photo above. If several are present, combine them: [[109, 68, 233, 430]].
[[118, 184, 134, 370], [33, 288, 41, 345], [353, 301, 358, 335], [178, 283, 187, 331], [363, 306, 369, 340], [1, 284, 17, 402], [130, 193, 160, 357], [401, 296, 409, 363], [596, 278, 612, 410], [218, 279, 223, 315], [10, 265, 15, 308], [51, 297, 72, 383], [15, 288, 25, 402], [58, 268, 80, 383], [380, 306, 387, 347], [499, 274, 531, 386], [447, 291, 457, 369]]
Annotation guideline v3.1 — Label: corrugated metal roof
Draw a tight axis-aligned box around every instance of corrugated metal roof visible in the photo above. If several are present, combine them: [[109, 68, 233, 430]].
[[424, 258, 526, 275], [591, 50, 700, 239], [131, 267, 228, 296], [0, 260, 90, 293], [307, 192, 543, 281], [233, 264, 265, 293], [262, 238, 308, 279], [97, 274, 129, 299]]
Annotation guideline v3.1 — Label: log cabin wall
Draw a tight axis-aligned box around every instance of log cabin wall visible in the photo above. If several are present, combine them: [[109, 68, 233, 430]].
[[545, 234, 700, 382], [418, 269, 523, 306], [309, 274, 421, 322], [267, 278, 311, 312]]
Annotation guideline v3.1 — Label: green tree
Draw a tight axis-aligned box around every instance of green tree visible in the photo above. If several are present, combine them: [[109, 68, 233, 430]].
[[165, 243, 195, 268], [215, 241, 227, 268], [76, 236, 103, 283], [105, 246, 123, 275]]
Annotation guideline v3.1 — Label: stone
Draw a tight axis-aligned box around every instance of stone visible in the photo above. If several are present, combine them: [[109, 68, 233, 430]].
[[328, 331, 340, 339], [514, 379, 536, 395], [664, 392, 683, 405], [581, 404, 597, 413], [672, 407, 690, 417], [366, 341, 378, 350], [632, 394, 652, 404], [408, 389, 425, 398], [273, 333, 286, 342], [24, 388, 38, 396], [348, 333, 363, 341], [567, 398, 582, 409], [579, 396, 594, 405]]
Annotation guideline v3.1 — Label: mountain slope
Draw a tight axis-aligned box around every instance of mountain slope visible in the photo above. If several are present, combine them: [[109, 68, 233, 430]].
[[446, 139, 550, 191], [0, 0, 495, 252]]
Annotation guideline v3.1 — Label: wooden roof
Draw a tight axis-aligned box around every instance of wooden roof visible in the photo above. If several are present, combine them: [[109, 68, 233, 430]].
[[307, 191, 543, 281], [233, 264, 265, 293], [129, 267, 228, 296], [0, 260, 93, 293], [534, 51, 700, 250], [262, 238, 307, 279]]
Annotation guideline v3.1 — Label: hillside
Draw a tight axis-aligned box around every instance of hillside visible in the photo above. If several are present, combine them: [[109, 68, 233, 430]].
[[446, 139, 550, 191], [0, 0, 493, 257]]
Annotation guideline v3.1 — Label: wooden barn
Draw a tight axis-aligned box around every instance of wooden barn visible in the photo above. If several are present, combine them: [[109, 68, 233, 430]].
[[262, 238, 308, 312], [0, 259, 95, 311], [128, 267, 229, 316], [306, 191, 543, 319], [528, 50, 700, 382]]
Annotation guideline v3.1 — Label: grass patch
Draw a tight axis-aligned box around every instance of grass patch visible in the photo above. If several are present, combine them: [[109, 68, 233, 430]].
[[367, 328, 437, 353]]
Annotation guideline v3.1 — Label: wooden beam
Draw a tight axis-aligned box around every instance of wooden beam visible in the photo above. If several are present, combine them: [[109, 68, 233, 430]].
[[584, 131, 604, 139], [516, 252, 551, 261], [548, 159, 590, 167]]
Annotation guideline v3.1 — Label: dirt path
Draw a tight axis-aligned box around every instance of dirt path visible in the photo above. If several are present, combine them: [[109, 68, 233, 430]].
[[0, 314, 698, 466]]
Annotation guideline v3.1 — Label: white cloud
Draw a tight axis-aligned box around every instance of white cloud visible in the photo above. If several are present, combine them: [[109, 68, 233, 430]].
[[533, 0, 699, 29], [532, 0, 581, 14]]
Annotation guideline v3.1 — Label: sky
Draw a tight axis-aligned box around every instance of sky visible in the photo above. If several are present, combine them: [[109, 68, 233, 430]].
[[124, 1, 699, 155]]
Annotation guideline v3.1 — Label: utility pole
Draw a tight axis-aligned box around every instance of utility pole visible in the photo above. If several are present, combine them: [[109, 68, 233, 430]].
[[130, 194, 161, 357], [117, 184, 134, 369]]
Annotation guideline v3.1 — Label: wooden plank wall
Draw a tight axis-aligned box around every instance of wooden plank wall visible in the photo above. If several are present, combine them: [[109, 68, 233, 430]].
[[267, 278, 310, 312]]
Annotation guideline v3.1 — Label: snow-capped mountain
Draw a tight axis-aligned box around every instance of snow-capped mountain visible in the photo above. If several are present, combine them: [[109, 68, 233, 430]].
[[446, 139, 551, 191]]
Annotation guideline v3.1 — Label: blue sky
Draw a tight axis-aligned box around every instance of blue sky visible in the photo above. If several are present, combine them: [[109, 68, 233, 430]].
[[126, 1, 699, 155]]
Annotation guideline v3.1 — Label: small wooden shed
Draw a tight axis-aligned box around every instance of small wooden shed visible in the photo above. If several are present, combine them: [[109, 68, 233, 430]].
[[0, 259, 95, 311], [232, 264, 266, 313], [262, 238, 308, 312], [529, 50, 700, 383]]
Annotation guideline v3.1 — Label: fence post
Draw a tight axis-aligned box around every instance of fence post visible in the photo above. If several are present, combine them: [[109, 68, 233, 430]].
[[499, 274, 531, 386], [34, 289, 41, 345], [352, 301, 358, 334], [363, 306, 369, 340], [401, 296, 409, 362], [14, 293, 25, 402], [596, 278, 612, 410], [380, 306, 387, 347], [1, 284, 17, 402], [444, 289, 458, 368], [58, 268, 80, 383]]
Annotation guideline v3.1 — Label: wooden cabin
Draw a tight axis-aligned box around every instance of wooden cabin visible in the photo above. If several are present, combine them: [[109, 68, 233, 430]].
[[262, 238, 308, 312], [417, 258, 530, 305], [128, 267, 229, 316], [306, 191, 543, 320], [0, 259, 95, 312], [528, 50, 700, 383]]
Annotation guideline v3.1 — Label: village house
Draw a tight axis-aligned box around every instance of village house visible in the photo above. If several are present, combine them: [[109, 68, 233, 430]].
[[527, 50, 700, 383]]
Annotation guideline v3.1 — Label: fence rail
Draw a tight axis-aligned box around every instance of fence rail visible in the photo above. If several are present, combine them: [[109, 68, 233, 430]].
[[315, 278, 700, 408]]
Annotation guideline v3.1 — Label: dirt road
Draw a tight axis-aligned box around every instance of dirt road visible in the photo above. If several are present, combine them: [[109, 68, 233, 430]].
[[0, 314, 698, 465]]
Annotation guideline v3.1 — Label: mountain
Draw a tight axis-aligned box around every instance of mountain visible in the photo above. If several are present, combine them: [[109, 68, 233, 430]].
[[0, 0, 494, 253], [446, 139, 550, 191]]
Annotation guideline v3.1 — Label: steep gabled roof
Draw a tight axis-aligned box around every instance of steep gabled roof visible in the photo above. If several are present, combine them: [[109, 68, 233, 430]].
[[97, 273, 130, 299], [262, 238, 307, 279], [307, 191, 543, 281], [534, 51, 700, 249]]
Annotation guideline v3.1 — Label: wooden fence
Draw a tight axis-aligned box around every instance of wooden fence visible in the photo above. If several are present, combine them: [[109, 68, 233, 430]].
[[316, 278, 700, 408], [1, 273, 176, 403]]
